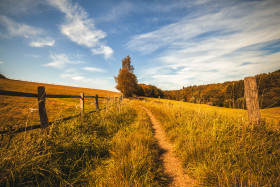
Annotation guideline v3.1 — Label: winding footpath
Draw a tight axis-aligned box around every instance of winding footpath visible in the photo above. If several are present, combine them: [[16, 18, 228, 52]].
[[142, 106, 196, 187]]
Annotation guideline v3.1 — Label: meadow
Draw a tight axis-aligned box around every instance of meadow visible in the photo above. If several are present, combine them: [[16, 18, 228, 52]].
[[1, 77, 280, 186], [0, 99, 167, 186], [0, 78, 121, 129], [138, 98, 280, 186]]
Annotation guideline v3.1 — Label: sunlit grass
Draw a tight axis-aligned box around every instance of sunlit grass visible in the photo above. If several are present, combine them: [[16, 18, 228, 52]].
[[0, 78, 120, 130], [0, 102, 166, 186], [137, 98, 280, 186]]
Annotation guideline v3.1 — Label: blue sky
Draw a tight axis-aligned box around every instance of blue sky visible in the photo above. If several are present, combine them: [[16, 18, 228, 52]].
[[0, 0, 279, 91]]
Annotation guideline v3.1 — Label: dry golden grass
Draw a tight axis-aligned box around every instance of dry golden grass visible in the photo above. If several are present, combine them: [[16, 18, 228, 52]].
[[0, 78, 121, 129], [145, 97, 280, 121], [137, 97, 280, 186], [1, 101, 167, 186]]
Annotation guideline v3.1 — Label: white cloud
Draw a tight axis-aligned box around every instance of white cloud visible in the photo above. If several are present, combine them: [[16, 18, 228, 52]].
[[61, 73, 85, 81], [128, 0, 280, 89], [45, 53, 82, 69], [47, 0, 113, 59], [82, 67, 106, 73], [0, 15, 55, 47], [0, 15, 43, 38], [91, 45, 114, 60], [0, 61, 4, 64], [29, 38, 55, 47]]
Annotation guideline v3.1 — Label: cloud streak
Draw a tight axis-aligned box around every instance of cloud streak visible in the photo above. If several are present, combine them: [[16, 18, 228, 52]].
[[82, 66, 106, 73], [60, 69, 114, 90], [128, 0, 280, 89], [29, 38, 55, 47], [0, 15, 55, 47], [47, 0, 113, 59], [45, 53, 83, 69]]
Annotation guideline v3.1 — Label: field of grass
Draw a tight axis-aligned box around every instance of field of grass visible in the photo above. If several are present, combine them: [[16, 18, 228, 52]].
[[1, 78, 279, 186], [138, 98, 280, 186], [0, 78, 121, 129], [0, 100, 167, 186]]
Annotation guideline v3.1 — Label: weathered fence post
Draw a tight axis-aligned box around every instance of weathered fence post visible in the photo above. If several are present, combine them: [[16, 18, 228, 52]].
[[244, 77, 261, 125], [80, 93, 84, 116], [37, 86, 49, 128], [95, 94, 99, 111], [119, 95, 123, 105], [159, 96, 160, 103]]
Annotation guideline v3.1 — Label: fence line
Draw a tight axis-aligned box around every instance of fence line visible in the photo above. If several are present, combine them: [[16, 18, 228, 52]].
[[0, 86, 123, 134]]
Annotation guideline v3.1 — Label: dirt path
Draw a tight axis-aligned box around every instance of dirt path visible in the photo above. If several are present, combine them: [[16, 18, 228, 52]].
[[142, 106, 196, 187]]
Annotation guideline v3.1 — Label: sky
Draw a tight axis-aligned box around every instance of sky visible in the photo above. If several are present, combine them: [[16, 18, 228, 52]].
[[0, 0, 280, 91]]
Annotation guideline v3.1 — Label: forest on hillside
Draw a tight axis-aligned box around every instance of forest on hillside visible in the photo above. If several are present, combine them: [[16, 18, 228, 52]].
[[163, 69, 280, 109], [137, 70, 280, 109]]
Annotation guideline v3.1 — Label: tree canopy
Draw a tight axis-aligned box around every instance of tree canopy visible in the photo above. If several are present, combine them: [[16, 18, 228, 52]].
[[115, 56, 138, 97]]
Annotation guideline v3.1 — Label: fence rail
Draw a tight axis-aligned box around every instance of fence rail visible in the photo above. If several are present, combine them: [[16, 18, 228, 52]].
[[0, 89, 109, 99], [0, 86, 123, 134]]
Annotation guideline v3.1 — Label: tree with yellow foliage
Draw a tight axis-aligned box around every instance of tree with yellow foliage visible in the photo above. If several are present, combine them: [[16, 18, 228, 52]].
[[115, 56, 138, 97]]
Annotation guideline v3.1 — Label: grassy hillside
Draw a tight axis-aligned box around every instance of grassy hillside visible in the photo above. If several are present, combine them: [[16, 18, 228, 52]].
[[138, 97, 280, 186], [0, 78, 121, 129], [0, 78, 120, 96], [163, 69, 280, 109], [0, 79, 167, 186]]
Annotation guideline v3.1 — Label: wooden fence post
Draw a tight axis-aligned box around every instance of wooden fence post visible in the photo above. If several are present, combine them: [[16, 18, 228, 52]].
[[159, 96, 160, 102], [244, 77, 261, 125], [119, 95, 123, 105], [95, 94, 99, 111], [37, 86, 49, 128], [80, 93, 84, 116]]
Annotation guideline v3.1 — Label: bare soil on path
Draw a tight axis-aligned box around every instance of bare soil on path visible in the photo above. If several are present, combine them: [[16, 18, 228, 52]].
[[142, 106, 196, 187]]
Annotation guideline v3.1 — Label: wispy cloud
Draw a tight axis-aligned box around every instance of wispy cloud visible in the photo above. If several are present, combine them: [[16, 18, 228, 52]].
[[0, 15, 55, 47], [97, 1, 134, 22], [25, 54, 41, 58], [47, 0, 113, 59], [0, 61, 4, 64], [61, 73, 85, 81], [128, 0, 280, 89], [45, 53, 83, 69], [0, 0, 42, 15], [61, 68, 114, 90], [29, 38, 55, 47], [82, 66, 106, 73]]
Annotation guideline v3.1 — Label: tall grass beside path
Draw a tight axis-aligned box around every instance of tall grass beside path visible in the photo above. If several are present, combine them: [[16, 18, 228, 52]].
[[0, 102, 166, 186], [138, 99, 280, 186]]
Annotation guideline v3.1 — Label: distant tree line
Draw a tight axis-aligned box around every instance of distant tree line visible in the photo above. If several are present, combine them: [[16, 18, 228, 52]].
[[137, 84, 163, 98], [115, 56, 279, 109], [163, 70, 280, 109]]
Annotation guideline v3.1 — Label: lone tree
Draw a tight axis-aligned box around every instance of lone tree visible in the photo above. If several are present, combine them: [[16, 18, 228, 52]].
[[115, 56, 138, 97]]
